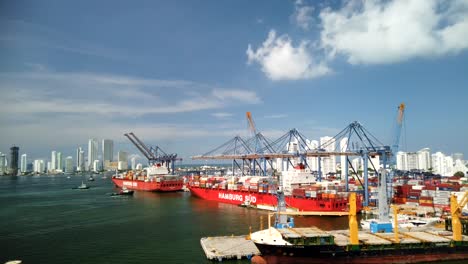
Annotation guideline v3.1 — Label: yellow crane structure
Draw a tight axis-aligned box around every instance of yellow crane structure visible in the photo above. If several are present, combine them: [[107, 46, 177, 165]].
[[451, 191, 468, 243], [246, 111, 256, 135], [348, 192, 359, 249]]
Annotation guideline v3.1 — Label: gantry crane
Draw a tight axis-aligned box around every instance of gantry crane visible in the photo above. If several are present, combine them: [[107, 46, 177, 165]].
[[124, 132, 181, 174]]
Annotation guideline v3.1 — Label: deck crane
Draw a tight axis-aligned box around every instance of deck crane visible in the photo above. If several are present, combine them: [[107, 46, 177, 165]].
[[451, 191, 468, 243], [124, 132, 181, 174]]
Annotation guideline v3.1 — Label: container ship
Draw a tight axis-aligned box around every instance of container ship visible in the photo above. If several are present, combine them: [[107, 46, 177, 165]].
[[250, 193, 468, 264], [188, 165, 362, 213], [112, 164, 184, 192]]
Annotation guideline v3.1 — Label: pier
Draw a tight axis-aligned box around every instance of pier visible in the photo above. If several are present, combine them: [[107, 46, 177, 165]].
[[200, 235, 260, 261]]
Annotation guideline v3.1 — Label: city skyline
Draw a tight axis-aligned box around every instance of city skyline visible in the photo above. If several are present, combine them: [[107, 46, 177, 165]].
[[1, 1, 468, 162]]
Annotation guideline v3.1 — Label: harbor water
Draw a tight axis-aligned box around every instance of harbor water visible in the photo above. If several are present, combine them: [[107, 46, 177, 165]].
[[0, 174, 349, 263], [1, 175, 459, 264]]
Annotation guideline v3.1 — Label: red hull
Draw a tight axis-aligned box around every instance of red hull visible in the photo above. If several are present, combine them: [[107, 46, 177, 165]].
[[188, 186, 361, 213], [112, 177, 183, 192]]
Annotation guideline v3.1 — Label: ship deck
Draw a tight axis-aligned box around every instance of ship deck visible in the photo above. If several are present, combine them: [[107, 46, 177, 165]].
[[200, 236, 260, 261], [324, 229, 467, 247]]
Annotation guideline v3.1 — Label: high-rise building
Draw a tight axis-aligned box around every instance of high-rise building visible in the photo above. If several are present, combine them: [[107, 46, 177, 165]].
[[65, 156, 73, 173], [102, 139, 113, 164], [118, 151, 128, 170], [34, 160, 45, 173], [406, 152, 418, 170], [320, 136, 336, 175], [444, 156, 454, 176], [76, 147, 85, 172], [396, 151, 407, 170], [93, 160, 101, 172], [10, 146, 19, 175], [57, 152, 63, 171], [131, 157, 136, 170], [339, 137, 348, 176], [47, 161, 52, 173], [417, 148, 431, 171], [20, 154, 27, 173], [88, 139, 98, 171], [431, 152, 445, 176], [51, 151, 57, 171], [0, 152, 6, 175]]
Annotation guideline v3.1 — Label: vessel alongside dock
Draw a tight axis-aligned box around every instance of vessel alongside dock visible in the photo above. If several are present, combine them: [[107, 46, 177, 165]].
[[112, 164, 184, 192], [250, 192, 468, 264]]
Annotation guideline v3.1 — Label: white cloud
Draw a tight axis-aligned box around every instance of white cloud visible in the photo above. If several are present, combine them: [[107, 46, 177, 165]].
[[264, 114, 288, 119], [211, 112, 233, 119], [320, 0, 468, 64], [246, 30, 331, 80], [293, 0, 314, 30], [0, 71, 260, 116], [212, 89, 261, 104]]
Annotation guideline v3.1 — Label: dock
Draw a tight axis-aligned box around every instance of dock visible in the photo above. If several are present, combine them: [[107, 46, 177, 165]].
[[200, 235, 260, 261]]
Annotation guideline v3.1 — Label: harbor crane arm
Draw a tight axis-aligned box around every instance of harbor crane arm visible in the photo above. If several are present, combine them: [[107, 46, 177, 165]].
[[246, 111, 256, 135], [128, 133, 158, 160], [124, 133, 152, 160]]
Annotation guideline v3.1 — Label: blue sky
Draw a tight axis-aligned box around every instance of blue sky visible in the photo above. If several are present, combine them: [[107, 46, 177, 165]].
[[1, 0, 467, 164]]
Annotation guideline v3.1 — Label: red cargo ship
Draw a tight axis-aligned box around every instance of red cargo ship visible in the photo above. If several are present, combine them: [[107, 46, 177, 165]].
[[188, 175, 362, 213], [112, 164, 184, 192]]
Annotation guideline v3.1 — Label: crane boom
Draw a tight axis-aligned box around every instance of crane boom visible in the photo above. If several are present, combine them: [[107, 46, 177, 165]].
[[128, 133, 157, 160], [124, 133, 152, 160], [391, 103, 405, 166], [246, 111, 256, 135]]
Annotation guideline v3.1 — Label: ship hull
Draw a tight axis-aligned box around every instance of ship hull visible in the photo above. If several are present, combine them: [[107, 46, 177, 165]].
[[112, 177, 183, 192], [188, 186, 360, 213], [254, 243, 468, 264]]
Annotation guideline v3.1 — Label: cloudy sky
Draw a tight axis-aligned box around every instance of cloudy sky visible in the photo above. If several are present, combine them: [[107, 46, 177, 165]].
[[1, 0, 467, 164]]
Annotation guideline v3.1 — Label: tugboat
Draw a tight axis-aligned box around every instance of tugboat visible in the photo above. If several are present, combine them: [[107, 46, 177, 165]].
[[73, 181, 89, 190], [111, 187, 134, 196]]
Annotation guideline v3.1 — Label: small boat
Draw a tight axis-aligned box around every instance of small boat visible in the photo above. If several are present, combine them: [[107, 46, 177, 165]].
[[111, 187, 134, 196], [88, 176, 95, 181], [73, 181, 89, 189]]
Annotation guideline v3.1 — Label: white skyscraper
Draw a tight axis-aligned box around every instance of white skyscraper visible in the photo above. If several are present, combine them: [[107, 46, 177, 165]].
[[93, 160, 101, 172], [76, 147, 85, 172], [118, 151, 128, 170], [406, 152, 418, 170], [47, 161, 52, 172], [56, 152, 63, 171], [34, 160, 45, 173], [339, 137, 348, 176], [417, 148, 431, 171], [444, 156, 454, 176], [320, 136, 336, 175], [20, 154, 27, 173], [431, 152, 445, 175], [0, 152, 6, 174], [396, 151, 407, 170], [51, 151, 57, 171], [65, 156, 73, 173], [131, 157, 136, 170], [88, 139, 98, 171]]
